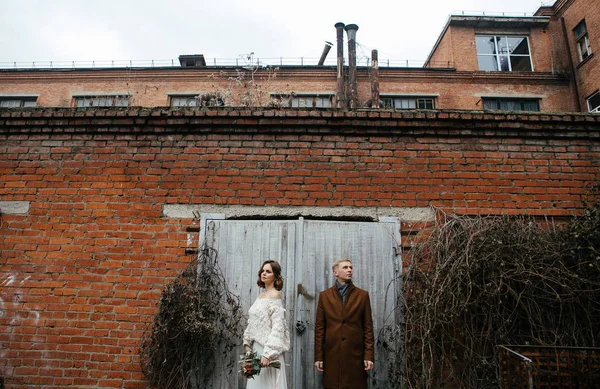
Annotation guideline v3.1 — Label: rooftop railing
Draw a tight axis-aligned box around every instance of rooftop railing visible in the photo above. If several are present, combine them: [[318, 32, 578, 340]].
[[0, 57, 454, 70]]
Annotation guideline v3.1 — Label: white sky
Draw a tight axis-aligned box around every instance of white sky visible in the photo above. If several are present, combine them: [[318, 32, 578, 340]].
[[0, 0, 553, 66]]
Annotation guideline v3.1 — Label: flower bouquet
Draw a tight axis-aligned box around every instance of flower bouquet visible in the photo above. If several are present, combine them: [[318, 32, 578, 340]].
[[239, 351, 281, 379]]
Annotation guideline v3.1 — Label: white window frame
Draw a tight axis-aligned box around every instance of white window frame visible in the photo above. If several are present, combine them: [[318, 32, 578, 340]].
[[0, 95, 38, 108], [574, 20, 592, 62], [170, 95, 200, 107], [73, 94, 131, 108], [379, 95, 436, 109], [587, 90, 600, 113], [271, 93, 334, 108], [476, 35, 533, 72]]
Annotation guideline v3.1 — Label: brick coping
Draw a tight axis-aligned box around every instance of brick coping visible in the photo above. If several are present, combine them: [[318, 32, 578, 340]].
[[1, 107, 599, 138]]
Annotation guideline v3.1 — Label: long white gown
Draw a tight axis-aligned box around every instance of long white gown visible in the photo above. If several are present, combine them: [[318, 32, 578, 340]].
[[243, 298, 290, 389]]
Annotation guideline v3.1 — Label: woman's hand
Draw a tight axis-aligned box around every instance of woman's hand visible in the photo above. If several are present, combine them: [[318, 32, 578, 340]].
[[260, 356, 270, 367], [244, 345, 251, 354]]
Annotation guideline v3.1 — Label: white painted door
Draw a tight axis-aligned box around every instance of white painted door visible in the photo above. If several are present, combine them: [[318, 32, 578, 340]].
[[201, 217, 402, 389]]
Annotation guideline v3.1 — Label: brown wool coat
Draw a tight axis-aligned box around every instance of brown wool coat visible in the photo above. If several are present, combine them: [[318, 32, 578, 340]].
[[314, 284, 375, 389]]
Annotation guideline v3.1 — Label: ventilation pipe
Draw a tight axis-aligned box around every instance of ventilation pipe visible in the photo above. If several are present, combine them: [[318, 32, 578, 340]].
[[345, 24, 359, 109], [335, 22, 346, 109], [318, 41, 334, 66], [371, 49, 379, 108]]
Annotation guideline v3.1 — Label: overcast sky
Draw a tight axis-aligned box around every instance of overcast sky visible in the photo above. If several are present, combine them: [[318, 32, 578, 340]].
[[1, 0, 553, 67]]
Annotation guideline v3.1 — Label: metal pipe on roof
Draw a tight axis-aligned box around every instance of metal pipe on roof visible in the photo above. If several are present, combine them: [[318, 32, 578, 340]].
[[345, 24, 359, 109], [318, 41, 334, 66], [335, 22, 346, 109], [370, 49, 379, 108]]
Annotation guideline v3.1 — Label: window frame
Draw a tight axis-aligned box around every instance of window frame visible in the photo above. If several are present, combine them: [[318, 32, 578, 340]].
[[73, 94, 131, 108], [0, 95, 38, 108], [379, 95, 436, 110], [481, 97, 540, 112], [587, 90, 600, 113], [170, 94, 200, 107], [475, 35, 533, 72], [574, 20, 592, 62], [270, 93, 334, 108]]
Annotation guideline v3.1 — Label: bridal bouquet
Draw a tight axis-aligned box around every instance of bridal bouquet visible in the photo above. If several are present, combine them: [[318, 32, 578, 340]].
[[239, 351, 281, 379]]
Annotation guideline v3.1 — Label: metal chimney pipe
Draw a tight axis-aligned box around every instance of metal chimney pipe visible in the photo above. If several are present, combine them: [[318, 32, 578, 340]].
[[371, 49, 379, 108], [318, 41, 334, 66], [335, 22, 346, 109], [345, 24, 359, 109]]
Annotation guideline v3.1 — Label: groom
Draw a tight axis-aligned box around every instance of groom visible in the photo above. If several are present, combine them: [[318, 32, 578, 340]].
[[314, 258, 374, 389]]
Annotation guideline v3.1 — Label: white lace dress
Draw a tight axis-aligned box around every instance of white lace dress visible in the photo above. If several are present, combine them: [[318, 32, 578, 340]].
[[243, 298, 290, 389]]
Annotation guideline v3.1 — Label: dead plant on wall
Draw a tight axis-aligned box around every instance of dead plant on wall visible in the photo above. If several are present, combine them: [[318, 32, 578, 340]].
[[403, 190, 600, 389], [204, 52, 293, 107], [140, 246, 244, 389]]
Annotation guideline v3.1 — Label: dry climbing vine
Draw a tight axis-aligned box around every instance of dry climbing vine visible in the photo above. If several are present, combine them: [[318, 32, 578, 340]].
[[403, 192, 600, 389], [140, 246, 244, 389]]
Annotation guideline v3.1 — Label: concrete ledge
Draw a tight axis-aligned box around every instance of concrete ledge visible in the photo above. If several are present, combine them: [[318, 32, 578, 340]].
[[0, 201, 30, 214], [162, 204, 435, 222]]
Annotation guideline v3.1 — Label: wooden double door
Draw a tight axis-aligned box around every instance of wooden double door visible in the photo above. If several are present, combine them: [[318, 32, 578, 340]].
[[201, 216, 402, 389]]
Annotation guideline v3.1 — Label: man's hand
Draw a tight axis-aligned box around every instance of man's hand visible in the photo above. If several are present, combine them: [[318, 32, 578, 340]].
[[314, 361, 324, 371], [364, 360, 374, 371]]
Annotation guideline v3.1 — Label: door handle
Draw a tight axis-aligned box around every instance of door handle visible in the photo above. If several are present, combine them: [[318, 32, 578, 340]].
[[295, 321, 306, 334]]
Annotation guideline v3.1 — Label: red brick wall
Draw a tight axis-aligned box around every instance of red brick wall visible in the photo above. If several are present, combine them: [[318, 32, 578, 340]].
[[0, 64, 576, 113], [1, 107, 599, 389], [558, 0, 600, 110]]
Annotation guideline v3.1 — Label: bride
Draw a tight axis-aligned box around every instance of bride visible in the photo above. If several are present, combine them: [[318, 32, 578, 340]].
[[242, 260, 290, 389]]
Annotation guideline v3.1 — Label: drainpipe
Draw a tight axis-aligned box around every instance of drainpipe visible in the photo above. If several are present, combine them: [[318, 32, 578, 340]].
[[561, 17, 582, 111], [335, 22, 346, 109], [318, 41, 333, 66], [371, 49, 379, 108], [345, 24, 359, 109]]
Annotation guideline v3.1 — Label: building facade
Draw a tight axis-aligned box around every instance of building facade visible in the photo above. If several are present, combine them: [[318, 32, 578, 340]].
[[0, 0, 597, 114], [0, 1, 599, 389]]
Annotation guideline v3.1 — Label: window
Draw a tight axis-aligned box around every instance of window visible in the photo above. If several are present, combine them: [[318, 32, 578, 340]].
[[74, 95, 130, 107], [171, 95, 199, 107], [574, 20, 592, 62], [271, 94, 333, 108], [482, 97, 540, 111], [0, 96, 37, 108], [476, 35, 532, 71], [587, 91, 600, 113], [380, 96, 435, 109], [170, 94, 224, 107]]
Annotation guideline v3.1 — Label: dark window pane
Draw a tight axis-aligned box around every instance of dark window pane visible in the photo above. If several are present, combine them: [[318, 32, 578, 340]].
[[588, 92, 600, 111], [574, 21, 587, 39], [510, 56, 533, 71], [418, 99, 434, 109], [522, 101, 540, 111], [483, 98, 539, 111], [507, 37, 529, 55], [498, 56, 510, 71]]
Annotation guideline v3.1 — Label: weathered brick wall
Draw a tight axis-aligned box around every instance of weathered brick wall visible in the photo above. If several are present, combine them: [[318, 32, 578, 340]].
[[1, 107, 599, 389], [0, 65, 576, 112]]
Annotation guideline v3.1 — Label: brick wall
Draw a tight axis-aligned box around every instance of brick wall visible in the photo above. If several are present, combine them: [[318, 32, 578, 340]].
[[0, 64, 575, 112], [1, 107, 599, 389]]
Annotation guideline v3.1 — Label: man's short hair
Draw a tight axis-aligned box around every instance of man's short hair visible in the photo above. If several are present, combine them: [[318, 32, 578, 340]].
[[332, 258, 352, 271]]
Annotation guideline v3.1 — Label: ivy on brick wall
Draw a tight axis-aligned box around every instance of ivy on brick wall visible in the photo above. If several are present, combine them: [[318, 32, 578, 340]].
[[140, 246, 244, 389], [403, 187, 600, 389]]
